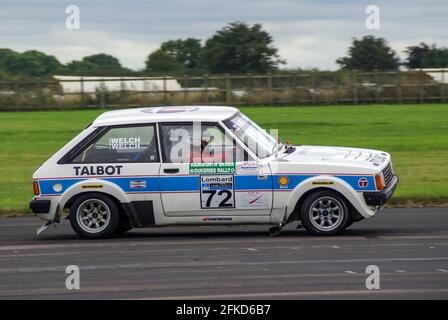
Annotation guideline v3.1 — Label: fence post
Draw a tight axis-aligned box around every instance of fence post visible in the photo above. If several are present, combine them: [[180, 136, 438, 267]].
[[80, 77, 84, 107], [163, 75, 167, 105], [397, 71, 403, 104], [36, 80, 43, 110], [183, 74, 188, 104], [292, 72, 298, 104], [14, 82, 20, 111], [311, 72, 317, 105], [204, 74, 209, 104], [441, 69, 445, 103], [375, 70, 381, 103], [268, 72, 273, 105], [352, 71, 358, 104], [246, 73, 251, 104], [334, 72, 339, 105], [419, 69, 424, 104], [225, 74, 231, 104], [120, 77, 124, 107]]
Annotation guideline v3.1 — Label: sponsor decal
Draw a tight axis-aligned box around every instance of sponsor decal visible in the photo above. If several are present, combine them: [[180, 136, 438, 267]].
[[312, 181, 334, 185], [81, 184, 103, 189], [53, 183, 63, 192], [240, 191, 269, 208], [358, 177, 369, 188], [236, 162, 261, 175], [73, 165, 123, 176], [109, 137, 141, 150], [278, 176, 289, 188], [130, 180, 147, 189], [200, 175, 235, 209], [201, 216, 233, 222], [189, 162, 235, 174]]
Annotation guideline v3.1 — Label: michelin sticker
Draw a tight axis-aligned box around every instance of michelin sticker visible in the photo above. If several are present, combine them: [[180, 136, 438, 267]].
[[189, 162, 235, 174], [200, 175, 235, 209], [240, 191, 269, 208]]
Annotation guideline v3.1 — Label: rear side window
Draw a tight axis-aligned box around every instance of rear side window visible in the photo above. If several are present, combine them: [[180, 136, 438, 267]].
[[71, 125, 159, 163]]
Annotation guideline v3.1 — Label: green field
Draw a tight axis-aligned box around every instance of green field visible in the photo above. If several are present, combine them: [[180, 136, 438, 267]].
[[1, 104, 448, 214]]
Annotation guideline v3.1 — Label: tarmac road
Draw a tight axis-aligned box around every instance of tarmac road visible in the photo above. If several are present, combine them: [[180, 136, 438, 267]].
[[0, 207, 447, 300]]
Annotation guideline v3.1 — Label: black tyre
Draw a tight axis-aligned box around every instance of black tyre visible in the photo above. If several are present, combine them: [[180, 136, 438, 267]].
[[70, 193, 120, 239], [115, 216, 133, 235], [300, 190, 350, 236]]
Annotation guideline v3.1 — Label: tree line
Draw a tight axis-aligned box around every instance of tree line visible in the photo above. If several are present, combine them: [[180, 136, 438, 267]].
[[1, 21, 448, 80]]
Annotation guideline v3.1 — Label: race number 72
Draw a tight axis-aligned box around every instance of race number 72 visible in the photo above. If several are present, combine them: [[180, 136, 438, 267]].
[[202, 190, 233, 208]]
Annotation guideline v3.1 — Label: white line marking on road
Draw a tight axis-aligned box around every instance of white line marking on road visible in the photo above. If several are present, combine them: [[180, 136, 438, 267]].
[[246, 248, 258, 251], [332, 246, 340, 249], [345, 271, 356, 274], [436, 269, 448, 272], [395, 270, 407, 273], [138, 288, 448, 300]]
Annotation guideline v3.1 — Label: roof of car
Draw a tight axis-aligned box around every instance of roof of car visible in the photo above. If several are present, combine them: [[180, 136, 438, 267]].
[[92, 106, 239, 126]]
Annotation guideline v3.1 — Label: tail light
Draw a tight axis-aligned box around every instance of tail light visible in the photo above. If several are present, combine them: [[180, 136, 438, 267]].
[[374, 174, 385, 191], [32, 181, 40, 195]]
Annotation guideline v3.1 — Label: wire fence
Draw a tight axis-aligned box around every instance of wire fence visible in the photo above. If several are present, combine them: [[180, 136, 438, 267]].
[[0, 69, 447, 111]]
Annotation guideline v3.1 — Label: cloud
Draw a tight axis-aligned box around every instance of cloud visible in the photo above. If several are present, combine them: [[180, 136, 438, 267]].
[[0, 0, 447, 70]]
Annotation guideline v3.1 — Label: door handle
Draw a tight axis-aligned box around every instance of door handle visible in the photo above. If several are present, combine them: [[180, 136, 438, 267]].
[[163, 168, 179, 174]]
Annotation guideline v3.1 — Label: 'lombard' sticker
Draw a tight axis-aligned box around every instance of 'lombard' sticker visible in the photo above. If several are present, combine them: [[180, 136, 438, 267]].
[[189, 162, 235, 174], [200, 175, 235, 209], [240, 192, 269, 208], [130, 180, 147, 189], [358, 177, 369, 188], [236, 162, 261, 175]]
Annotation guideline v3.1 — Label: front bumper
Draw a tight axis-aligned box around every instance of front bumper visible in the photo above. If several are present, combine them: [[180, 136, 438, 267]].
[[29, 199, 51, 214], [363, 175, 399, 206]]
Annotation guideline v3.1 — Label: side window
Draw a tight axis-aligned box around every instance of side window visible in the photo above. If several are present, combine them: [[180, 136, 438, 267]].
[[160, 123, 251, 163], [71, 125, 159, 163]]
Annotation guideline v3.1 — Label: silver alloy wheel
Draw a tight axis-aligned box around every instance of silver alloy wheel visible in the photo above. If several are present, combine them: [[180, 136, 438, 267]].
[[308, 196, 345, 231], [76, 199, 111, 234]]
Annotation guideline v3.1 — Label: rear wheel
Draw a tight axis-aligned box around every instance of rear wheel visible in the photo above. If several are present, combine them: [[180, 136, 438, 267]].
[[70, 193, 120, 239], [300, 190, 350, 236]]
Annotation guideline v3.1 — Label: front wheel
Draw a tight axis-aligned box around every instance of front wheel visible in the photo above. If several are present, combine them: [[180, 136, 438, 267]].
[[300, 190, 350, 236], [70, 193, 120, 239]]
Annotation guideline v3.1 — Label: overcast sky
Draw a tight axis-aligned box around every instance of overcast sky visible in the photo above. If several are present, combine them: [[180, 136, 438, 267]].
[[1, 0, 447, 70]]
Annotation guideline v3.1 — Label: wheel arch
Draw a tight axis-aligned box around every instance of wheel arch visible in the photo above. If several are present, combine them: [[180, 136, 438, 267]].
[[59, 179, 130, 219], [284, 175, 372, 222]]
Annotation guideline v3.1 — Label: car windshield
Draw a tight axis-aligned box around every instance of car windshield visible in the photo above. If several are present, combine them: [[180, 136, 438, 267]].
[[224, 113, 278, 159]]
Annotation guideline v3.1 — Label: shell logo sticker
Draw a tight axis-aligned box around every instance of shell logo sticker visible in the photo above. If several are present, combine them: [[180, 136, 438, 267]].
[[358, 177, 369, 188], [278, 176, 289, 188]]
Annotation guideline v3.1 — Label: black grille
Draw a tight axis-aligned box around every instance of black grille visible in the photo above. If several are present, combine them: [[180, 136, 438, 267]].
[[382, 162, 393, 186]]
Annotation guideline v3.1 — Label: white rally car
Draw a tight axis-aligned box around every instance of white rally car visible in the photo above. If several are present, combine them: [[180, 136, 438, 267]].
[[30, 106, 398, 238]]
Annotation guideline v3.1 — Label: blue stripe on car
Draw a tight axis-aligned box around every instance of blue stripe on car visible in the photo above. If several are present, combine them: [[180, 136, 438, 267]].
[[37, 174, 376, 195]]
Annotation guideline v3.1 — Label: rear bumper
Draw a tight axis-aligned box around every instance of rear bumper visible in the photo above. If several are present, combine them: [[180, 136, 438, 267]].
[[363, 175, 399, 206], [29, 199, 51, 214]]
